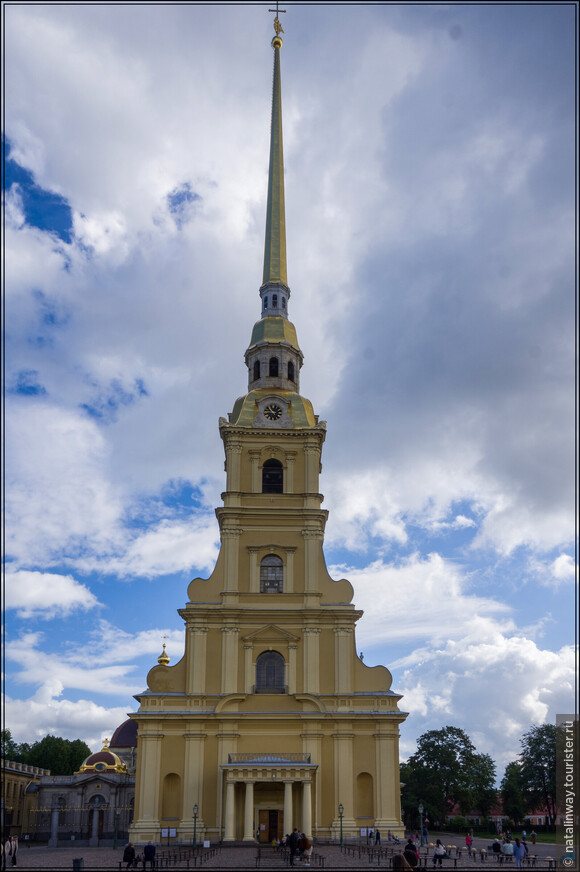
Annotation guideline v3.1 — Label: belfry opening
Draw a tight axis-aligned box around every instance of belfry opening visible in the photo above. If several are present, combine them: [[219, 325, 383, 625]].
[[129, 13, 407, 845]]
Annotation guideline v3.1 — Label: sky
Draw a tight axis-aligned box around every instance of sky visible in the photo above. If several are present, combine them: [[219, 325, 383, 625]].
[[3, 2, 577, 782]]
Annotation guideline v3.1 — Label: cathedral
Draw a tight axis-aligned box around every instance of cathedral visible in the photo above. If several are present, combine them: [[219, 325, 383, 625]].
[[129, 17, 407, 845]]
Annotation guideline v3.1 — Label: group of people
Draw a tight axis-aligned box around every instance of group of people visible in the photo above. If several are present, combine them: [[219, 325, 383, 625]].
[[122, 840, 156, 869], [282, 829, 313, 866], [491, 835, 529, 868], [2, 837, 18, 869]]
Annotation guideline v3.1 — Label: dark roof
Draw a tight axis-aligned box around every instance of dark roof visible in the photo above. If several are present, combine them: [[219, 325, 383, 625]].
[[110, 718, 138, 748]]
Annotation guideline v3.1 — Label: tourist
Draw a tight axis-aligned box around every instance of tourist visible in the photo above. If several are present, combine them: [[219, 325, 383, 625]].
[[143, 841, 156, 869], [513, 838, 526, 868], [530, 830, 537, 845], [465, 832, 473, 856], [299, 832, 312, 865], [432, 839, 445, 868], [288, 828, 300, 866], [403, 839, 419, 868], [502, 839, 514, 859], [122, 842, 136, 869], [375, 828, 381, 845], [492, 839, 501, 855]]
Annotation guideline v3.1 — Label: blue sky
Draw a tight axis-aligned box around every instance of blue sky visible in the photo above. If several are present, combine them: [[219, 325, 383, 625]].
[[3, 2, 577, 780]]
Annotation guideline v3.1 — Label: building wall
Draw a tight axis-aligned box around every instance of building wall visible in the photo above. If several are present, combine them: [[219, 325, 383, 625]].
[[1, 760, 50, 836]]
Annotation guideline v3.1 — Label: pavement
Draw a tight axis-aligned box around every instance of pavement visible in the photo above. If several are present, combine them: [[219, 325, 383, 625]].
[[4, 835, 566, 871]]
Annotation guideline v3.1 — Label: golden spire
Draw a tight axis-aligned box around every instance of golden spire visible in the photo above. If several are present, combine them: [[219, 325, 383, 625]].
[[263, 4, 288, 290], [102, 738, 110, 750]]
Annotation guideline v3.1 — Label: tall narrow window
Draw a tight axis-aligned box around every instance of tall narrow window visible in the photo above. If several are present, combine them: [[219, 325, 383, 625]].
[[269, 357, 279, 377], [262, 459, 283, 493], [253, 360, 261, 381], [288, 361, 295, 382], [272, 294, 278, 308], [260, 554, 283, 593], [264, 296, 268, 309], [282, 297, 286, 309], [255, 650, 286, 693]]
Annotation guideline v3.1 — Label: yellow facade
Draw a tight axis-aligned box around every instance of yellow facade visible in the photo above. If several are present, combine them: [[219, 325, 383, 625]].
[[130, 22, 407, 846]]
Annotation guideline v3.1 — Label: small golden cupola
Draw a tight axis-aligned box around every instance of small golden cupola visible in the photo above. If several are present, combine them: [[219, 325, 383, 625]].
[[157, 642, 170, 666], [76, 738, 128, 774]]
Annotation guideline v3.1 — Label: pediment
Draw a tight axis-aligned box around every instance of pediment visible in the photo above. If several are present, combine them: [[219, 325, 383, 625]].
[[243, 624, 299, 643]]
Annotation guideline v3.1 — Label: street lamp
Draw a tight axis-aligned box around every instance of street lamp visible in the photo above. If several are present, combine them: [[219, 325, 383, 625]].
[[338, 803, 344, 848], [113, 809, 120, 849], [418, 803, 424, 847], [193, 803, 198, 850]]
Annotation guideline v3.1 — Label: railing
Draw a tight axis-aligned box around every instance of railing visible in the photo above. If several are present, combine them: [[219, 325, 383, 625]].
[[228, 752, 311, 764]]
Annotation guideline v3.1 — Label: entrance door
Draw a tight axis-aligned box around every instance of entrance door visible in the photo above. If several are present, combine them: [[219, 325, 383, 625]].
[[258, 809, 284, 843]]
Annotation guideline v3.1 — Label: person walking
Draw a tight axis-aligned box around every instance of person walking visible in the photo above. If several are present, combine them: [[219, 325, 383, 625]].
[[375, 828, 381, 845]]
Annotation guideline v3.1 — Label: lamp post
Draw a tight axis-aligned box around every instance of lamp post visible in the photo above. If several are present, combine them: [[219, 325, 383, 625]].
[[113, 809, 120, 849], [338, 803, 344, 848], [419, 803, 424, 847], [193, 803, 198, 850]]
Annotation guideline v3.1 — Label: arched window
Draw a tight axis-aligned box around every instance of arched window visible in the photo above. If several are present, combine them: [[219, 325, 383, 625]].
[[264, 296, 268, 309], [262, 459, 283, 493], [288, 361, 295, 382], [272, 294, 278, 308], [255, 650, 286, 693], [253, 360, 261, 381], [269, 357, 279, 377], [282, 297, 286, 309], [260, 554, 283, 593]]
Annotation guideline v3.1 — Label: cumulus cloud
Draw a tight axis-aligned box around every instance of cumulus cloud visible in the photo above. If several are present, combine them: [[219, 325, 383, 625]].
[[5, 570, 101, 619], [396, 635, 576, 772]]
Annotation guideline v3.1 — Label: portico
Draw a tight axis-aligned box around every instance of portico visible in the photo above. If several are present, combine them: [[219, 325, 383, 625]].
[[222, 754, 316, 842]]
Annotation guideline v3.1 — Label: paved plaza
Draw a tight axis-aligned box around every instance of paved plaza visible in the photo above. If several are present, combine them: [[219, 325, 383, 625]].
[[5, 836, 565, 871]]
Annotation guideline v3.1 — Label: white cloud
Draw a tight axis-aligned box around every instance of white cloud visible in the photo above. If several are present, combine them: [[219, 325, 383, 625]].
[[4, 693, 133, 752], [397, 635, 576, 773], [5, 570, 101, 619]]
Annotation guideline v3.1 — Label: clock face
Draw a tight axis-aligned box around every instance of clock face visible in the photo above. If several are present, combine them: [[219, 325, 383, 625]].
[[264, 403, 283, 421]]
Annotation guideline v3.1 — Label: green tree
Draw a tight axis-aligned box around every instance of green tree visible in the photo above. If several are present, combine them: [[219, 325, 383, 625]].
[[519, 724, 557, 825], [501, 761, 527, 824], [24, 735, 91, 775], [1, 729, 23, 761], [401, 726, 496, 825]]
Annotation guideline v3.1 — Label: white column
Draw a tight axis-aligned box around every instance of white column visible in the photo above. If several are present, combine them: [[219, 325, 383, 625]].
[[224, 780, 236, 841], [243, 781, 255, 841], [284, 781, 293, 834], [302, 781, 312, 838]]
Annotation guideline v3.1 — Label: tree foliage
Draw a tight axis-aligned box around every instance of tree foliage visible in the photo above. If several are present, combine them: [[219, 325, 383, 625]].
[[500, 761, 527, 824], [519, 724, 557, 824], [1, 730, 91, 775], [401, 726, 496, 826]]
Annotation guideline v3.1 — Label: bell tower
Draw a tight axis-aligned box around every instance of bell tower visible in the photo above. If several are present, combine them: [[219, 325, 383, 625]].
[[130, 14, 407, 846]]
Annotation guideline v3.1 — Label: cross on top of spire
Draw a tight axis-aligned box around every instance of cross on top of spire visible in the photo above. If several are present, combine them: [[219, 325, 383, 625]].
[[268, 2, 286, 37]]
